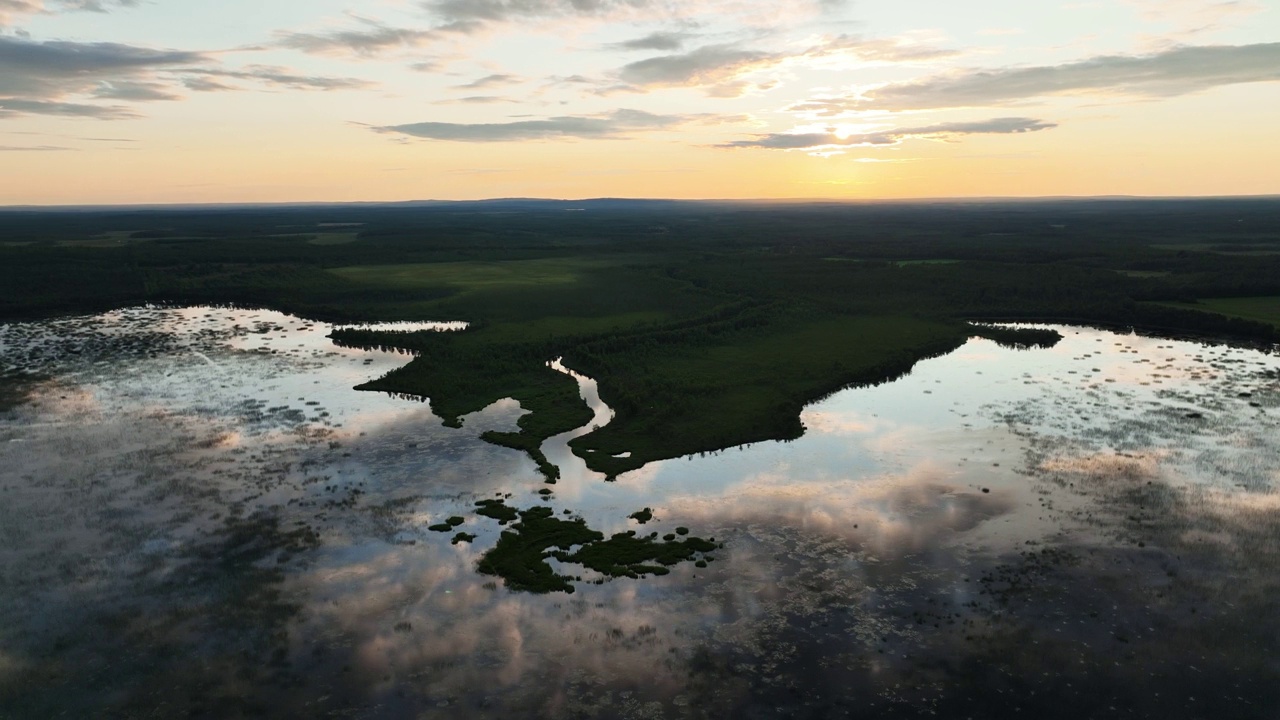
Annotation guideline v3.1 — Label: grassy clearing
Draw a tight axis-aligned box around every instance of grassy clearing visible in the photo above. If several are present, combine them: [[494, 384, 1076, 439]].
[[1154, 297, 1280, 329], [328, 256, 717, 329], [305, 232, 361, 246], [896, 259, 961, 267], [330, 257, 618, 292], [475, 312, 667, 343], [58, 230, 149, 248], [1112, 270, 1172, 278], [1151, 243, 1280, 256]]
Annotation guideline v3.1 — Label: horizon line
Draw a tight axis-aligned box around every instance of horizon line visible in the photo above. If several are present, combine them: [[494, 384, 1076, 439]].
[[2, 193, 1279, 212]]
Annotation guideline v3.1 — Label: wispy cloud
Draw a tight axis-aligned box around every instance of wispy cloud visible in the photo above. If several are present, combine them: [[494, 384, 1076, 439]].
[[602, 30, 697, 52], [420, 0, 842, 33], [0, 36, 196, 116], [51, 0, 140, 11], [91, 80, 182, 101], [721, 117, 1056, 150], [423, 0, 663, 32], [276, 19, 437, 57], [616, 43, 777, 93], [434, 94, 519, 104], [1124, 0, 1263, 41], [452, 73, 522, 90], [0, 0, 138, 26], [795, 42, 1280, 113], [0, 143, 75, 150], [816, 33, 962, 64], [0, 35, 374, 118], [0, 96, 135, 118], [375, 108, 689, 142], [604, 33, 959, 97], [181, 66, 375, 92], [0, 36, 205, 96]]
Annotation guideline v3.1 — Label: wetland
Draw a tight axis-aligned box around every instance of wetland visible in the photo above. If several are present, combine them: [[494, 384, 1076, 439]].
[[1, 199, 1279, 718], [1, 306, 1277, 718]]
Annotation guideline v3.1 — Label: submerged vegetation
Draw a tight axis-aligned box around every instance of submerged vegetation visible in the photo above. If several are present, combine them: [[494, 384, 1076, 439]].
[[2, 199, 1279, 477], [0, 368, 38, 412]]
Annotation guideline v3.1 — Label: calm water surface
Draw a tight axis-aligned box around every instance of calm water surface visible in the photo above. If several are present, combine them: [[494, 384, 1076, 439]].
[[1, 307, 1277, 718]]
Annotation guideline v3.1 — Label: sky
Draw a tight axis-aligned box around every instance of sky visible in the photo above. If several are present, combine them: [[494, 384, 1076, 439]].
[[0, 0, 1277, 204]]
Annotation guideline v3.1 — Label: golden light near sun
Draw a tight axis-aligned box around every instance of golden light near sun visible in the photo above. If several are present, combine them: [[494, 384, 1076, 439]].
[[0, 0, 1275, 201]]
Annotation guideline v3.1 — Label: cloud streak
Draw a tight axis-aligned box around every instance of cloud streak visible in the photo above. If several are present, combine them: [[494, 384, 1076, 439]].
[[182, 66, 375, 92], [0, 0, 138, 25], [0, 143, 75, 150], [0, 35, 374, 118], [604, 34, 960, 96], [376, 108, 688, 142], [603, 31, 696, 52], [452, 73, 522, 90], [420, 0, 841, 32], [616, 43, 776, 91], [0, 96, 135, 118], [840, 42, 1280, 112], [721, 117, 1056, 150], [0, 36, 204, 96], [276, 20, 437, 57]]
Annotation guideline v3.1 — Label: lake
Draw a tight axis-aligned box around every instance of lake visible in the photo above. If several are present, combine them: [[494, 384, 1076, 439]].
[[1, 306, 1277, 718]]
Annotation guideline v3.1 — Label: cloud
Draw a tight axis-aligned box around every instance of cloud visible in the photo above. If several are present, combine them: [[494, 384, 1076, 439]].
[[721, 117, 1056, 150], [452, 73, 522, 89], [0, 143, 74, 150], [91, 80, 181, 101], [181, 65, 375, 92], [606, 34, 959, 96], [180, 76, 234, 92], [0, 35, 373, 118], [615, 43, 778, 95], [0, 36, 205, 96], [0, 96, 135, 118], [53, 0, 139, 11], [0, 0, 41, 24], [817, 33, 962, 64], [0, 0, 138, 25], [0, 35, 194, 115], [276, 20, 437, 57], [435, 95, 519, 104], [420, 0, 841, 32], [1124, 0, 1263, 35], [375, 108, 688, 142], [423, 0, 654, 31], [841, 42, 1280, 111], [603, 31, 695, 52]]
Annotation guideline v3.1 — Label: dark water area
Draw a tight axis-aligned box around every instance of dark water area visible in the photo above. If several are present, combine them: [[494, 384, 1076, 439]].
[[1, 307, 1277, 718]]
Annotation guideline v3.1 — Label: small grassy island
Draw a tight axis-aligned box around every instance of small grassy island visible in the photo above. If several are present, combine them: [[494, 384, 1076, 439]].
[[472, 501, 717, 593]]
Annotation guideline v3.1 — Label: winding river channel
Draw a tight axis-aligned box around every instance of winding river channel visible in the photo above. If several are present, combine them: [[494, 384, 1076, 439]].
[[1, 306, 1277, 718]]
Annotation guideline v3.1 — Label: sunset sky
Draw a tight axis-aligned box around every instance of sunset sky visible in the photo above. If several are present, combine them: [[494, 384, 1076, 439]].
[[1, 0, 1277, 204]]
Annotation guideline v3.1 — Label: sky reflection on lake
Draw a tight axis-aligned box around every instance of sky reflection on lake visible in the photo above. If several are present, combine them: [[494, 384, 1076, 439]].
[[1, 309, 1277, 718]]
